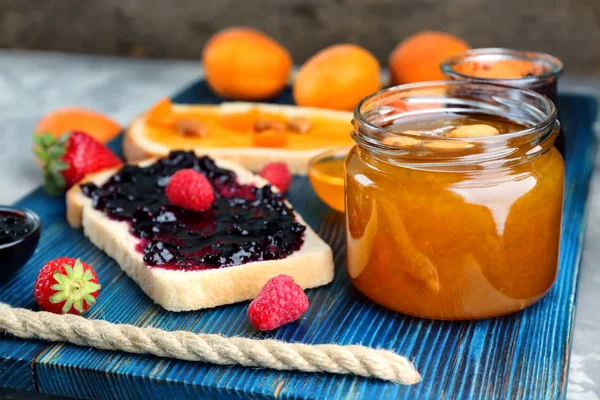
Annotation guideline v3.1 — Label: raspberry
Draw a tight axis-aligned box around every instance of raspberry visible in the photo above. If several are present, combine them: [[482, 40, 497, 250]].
[[259, 162, 291, 193], [165, 169, 215, 211], [247, 274, 309, 331]]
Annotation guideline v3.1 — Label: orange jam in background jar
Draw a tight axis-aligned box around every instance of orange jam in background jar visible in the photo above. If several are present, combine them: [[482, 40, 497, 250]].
[[440, 48, 563, 103], [441, 48, 565, 153], [346, 82, 564, 320]]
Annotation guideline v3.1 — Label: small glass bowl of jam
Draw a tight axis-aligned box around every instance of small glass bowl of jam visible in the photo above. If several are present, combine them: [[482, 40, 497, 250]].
[[308, 148, 347, 212], [346, 81, 564, 320], [0, 206, 41, 281]]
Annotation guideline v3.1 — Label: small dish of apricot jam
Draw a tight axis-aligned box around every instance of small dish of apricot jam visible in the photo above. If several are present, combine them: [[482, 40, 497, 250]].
[[346, 82, 564, 320], [308, 148, 347, 212]]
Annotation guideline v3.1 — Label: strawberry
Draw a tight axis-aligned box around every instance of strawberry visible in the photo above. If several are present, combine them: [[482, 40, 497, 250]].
[[34, 258, 101, 315], [259, 162, 292, 192], [247, 274, 309, 331], [165, 168, 215, 212], [34, 131, 122, 195]]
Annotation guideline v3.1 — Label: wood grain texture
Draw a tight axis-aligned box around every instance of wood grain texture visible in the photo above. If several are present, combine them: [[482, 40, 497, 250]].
[[0, 81, 597, 399]]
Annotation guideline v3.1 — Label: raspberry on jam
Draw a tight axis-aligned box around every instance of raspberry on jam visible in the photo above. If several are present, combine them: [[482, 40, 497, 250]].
[[81, 151, 306, 270]]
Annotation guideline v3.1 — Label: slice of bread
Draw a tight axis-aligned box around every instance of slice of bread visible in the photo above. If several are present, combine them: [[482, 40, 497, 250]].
[[66, 156, 334, 312], [123, 102, 353, 175]]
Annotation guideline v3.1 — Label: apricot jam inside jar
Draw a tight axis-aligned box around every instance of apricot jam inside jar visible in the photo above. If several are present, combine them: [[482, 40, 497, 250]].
[[346, 82, 564, 320]]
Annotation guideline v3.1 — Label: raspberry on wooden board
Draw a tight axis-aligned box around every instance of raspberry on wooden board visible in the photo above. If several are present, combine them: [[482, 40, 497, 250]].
[[247, 274, 309, 331]]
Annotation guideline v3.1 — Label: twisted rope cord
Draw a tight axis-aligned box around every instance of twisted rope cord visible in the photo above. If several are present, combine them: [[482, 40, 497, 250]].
[[0, 302, 420, 384]]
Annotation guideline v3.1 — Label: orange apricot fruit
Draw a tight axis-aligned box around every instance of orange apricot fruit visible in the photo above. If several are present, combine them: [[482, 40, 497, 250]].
[[202, 28, 292, 100], [389, 31, 470, 85], [293, 44, 381, 111], [35, 107, 121, 143]]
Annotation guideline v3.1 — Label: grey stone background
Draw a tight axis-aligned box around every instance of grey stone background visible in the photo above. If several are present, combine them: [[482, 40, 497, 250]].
[[1, 0, 600, 74]]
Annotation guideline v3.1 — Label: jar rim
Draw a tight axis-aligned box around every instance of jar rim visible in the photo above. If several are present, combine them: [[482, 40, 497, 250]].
[[440, 48, 564, 84], [354, 81, 557, 142], [352, 81, 559, 167]]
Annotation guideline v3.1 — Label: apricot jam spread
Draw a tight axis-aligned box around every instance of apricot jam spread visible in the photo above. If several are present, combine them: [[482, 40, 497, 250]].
[[346, 82, 564, 320], [81, 152, 306, 270], [142, 100, 354, 150]]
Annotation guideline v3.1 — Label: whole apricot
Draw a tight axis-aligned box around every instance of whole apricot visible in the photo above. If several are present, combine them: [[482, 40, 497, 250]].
[[293, 44, 381, 111], [389, 31, 470, 84], [202, 28, 292, 100], [35, 107, 121, 143]]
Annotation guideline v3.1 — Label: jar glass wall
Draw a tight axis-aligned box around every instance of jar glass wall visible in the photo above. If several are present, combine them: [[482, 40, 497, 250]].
[[346, 82, 564, 320]]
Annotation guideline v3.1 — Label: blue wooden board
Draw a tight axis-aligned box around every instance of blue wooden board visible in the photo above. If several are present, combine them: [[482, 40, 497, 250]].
[[0, 80, 597, 399]]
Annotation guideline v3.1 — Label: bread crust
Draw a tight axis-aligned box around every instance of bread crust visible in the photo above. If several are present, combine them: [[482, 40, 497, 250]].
[[66, 157, 334, 311], [124, 102, 353, 175]]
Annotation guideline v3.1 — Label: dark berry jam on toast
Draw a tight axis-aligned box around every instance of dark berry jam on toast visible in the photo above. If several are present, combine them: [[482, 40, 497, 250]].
[[81, 151, 305, 271]]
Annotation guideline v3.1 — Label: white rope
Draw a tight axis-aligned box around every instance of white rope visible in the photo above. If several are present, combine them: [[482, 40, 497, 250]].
[[0, 302, 420, 384]]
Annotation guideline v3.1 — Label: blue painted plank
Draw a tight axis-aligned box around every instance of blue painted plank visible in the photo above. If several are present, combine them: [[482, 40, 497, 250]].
[[0, 188, 130, 390], [0, 81, 596, 399], [0, 190, 70, 390]]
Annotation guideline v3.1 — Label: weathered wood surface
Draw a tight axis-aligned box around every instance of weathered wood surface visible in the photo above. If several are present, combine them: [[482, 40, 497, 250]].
[[0, 0, 599, 74], [0, 80, 596, 399]]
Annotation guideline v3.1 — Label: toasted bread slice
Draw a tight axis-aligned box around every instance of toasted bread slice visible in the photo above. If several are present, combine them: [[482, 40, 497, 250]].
[[67, 156, 334, 312], [123, 102, 353, 175]]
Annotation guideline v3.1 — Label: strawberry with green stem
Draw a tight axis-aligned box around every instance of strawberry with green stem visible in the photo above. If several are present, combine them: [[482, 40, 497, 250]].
[[34, 257, 102, 315], [34, 131, 122, 195]]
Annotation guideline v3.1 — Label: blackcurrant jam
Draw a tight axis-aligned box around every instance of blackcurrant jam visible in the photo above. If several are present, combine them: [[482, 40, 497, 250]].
[[81, 151, 305, 271], [0, 207, 41, 281], [0, 211, 34, 245]]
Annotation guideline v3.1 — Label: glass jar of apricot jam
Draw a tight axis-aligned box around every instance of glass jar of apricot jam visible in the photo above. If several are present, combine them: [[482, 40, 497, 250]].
[[346, 82, 564, 320]]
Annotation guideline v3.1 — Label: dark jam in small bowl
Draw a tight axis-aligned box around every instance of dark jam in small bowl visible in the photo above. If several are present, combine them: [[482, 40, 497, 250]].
[[0, 207, 41, 281]]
